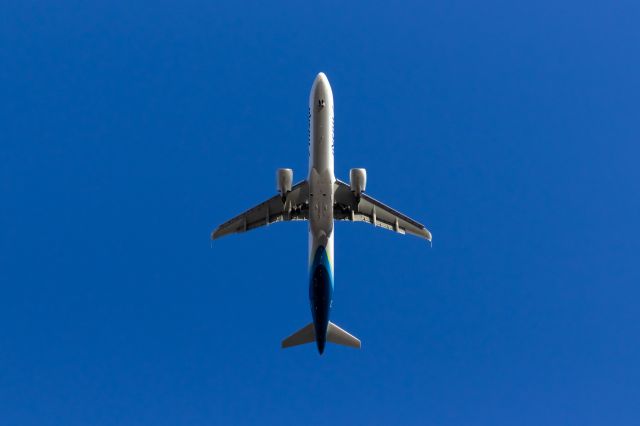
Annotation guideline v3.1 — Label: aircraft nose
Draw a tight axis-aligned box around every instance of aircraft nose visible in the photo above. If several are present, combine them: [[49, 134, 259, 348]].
[[315, 72, 328, 85], [309, 72, 333, 108], [312, 72, 330, 94]]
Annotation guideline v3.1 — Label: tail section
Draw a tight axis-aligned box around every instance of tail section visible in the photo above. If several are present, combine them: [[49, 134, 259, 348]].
[[327, 322, 361, 348], [281, 322, 361, 351], [281, 323, 315, 348]]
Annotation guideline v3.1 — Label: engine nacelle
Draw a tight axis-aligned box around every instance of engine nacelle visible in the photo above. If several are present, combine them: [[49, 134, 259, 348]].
[[349, 168, 367, 198], [276, 168, 293, 198]]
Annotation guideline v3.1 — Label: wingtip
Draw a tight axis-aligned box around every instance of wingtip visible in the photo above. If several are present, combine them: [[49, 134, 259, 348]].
[[423, 228, 433, 244]]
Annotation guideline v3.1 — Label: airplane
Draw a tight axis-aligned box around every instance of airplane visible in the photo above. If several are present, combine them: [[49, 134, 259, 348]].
[[211, 72, 432, 354]]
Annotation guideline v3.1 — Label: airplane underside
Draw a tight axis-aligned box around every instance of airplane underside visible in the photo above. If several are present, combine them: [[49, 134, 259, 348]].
[[211, 72, 431, 354]]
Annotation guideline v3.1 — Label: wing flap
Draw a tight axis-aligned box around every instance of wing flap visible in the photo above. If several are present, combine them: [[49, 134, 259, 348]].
[[333, 179, 432, 241], [211, 180, 309, 240]]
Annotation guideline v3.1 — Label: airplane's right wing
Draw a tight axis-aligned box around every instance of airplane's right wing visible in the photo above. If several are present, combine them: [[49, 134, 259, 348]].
[[211, 180, 309, 240], [333, 179, 432, 242]]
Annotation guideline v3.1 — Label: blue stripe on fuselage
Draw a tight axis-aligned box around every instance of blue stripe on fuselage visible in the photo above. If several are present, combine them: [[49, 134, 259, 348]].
[[309, 245, 333, 354]]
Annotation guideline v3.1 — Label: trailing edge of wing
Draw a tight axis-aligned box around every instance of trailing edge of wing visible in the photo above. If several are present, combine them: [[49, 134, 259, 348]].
[[333, 179, 432, 242], [211, 181, 309, 240]]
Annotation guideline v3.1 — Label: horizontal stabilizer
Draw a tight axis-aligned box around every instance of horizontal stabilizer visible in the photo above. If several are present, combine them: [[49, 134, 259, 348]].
[[281, 321, 361, 350], [327, 322, 361, 348], [281, 323, 315, 348]]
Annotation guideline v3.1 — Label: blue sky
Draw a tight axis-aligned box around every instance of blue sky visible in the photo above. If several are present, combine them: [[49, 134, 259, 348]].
[[1, 1, 639, 425]]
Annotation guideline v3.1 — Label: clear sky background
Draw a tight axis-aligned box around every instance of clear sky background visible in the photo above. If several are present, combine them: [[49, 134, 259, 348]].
[[1, 1, 639, 425]]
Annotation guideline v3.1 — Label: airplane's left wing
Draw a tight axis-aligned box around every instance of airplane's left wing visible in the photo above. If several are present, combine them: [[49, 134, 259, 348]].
[[333, 179, 432, 242], [211, 180, 309, 240]]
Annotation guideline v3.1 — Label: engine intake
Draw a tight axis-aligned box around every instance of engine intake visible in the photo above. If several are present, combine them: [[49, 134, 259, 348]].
[[349, 168, 367, 198], [276, 168, 293, 199]]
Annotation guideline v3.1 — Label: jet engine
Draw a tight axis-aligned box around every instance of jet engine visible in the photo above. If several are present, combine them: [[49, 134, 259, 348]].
[[349, 168, 367, 198], [276, 168, 293, 199]]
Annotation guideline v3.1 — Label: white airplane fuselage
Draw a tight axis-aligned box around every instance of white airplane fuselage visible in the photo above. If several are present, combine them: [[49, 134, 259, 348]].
[[211, 72, 431, 354], [307, 73, 335, 354]]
